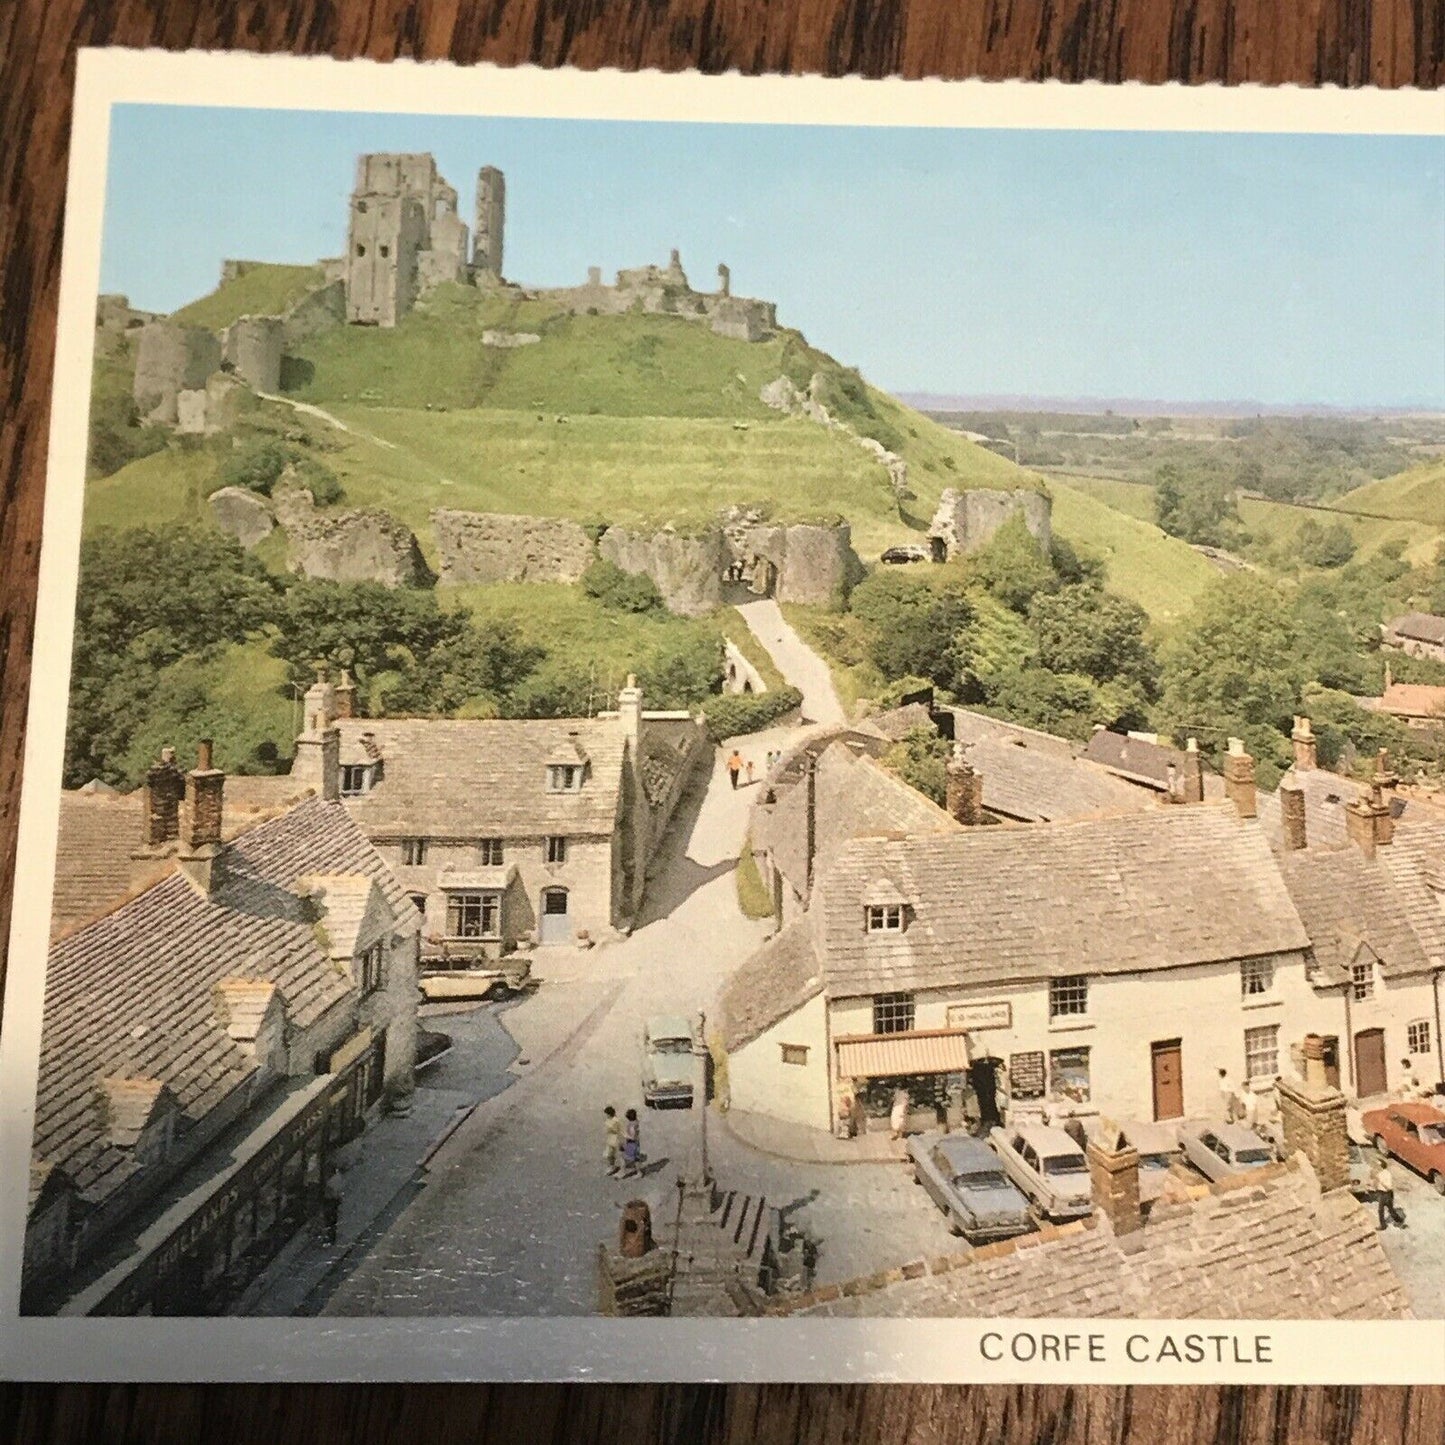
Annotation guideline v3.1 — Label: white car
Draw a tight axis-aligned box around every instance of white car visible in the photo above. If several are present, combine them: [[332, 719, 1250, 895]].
[[1179, 1122, 1276, 1182], [641, 1015, 699, 1108], [989, 1124, 1093, 1222]]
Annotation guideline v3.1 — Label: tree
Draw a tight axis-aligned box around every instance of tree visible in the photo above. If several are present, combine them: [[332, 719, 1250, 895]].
[[880, 726, 951, 807], [582, 559, 664, 614], [849, 570, 974, 690], [966, 512, 1056, 613], [1028, 583, 1159, 696], [984, 665, 1103, 742], [1295, 517, 1356, 569], [1154, 462, 1243, 548]]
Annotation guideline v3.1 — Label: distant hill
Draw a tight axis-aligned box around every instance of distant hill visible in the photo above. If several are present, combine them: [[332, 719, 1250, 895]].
[[904, 393, 1445, 420], [1335, 459, 1445, 525]]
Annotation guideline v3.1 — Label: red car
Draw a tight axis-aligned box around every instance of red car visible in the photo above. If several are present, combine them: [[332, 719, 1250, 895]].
[[1361, 1101, 1445, 1194]]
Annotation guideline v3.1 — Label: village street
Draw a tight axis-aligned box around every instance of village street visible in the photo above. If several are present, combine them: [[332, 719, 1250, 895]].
[[311, 725, 958, 1317]]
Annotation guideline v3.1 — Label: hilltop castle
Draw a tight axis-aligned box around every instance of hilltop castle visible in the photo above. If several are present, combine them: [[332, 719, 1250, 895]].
[[342, 151, 777, 341]]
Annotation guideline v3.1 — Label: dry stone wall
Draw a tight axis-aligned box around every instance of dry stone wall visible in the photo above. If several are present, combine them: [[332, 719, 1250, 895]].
[[433, 510, 594, 585], [928, 487, 1053, 560], [274, 487, 431, 587]]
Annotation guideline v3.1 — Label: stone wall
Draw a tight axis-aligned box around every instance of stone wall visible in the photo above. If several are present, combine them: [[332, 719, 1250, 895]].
[[928, 487, 1053, 560], [724, 640, 768, 695], [598, 527, 729, 617], [133, 321, 223, 425], [731, 518, 859, 606], [274, 487, 431, 587], [208, 487, 276, 548], [281, 280, 347, 347], [222, 315, 285, 393], [176, 373, 248, 437], [759, 374, 910, 500], [432, 510, 595, 585]]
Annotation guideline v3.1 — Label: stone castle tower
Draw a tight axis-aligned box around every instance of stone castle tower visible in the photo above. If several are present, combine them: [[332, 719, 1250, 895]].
[[345, 154, 484, 327], [473, 166, 505, 278]]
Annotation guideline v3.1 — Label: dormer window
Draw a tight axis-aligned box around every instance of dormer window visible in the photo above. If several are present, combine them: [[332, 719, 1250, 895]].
[[548, 764, 583, 793], [866, 904, 904, 932], [357, 939, 384, 995], [340, 764, 372, 797], [1351, 960, 1374, 1001]]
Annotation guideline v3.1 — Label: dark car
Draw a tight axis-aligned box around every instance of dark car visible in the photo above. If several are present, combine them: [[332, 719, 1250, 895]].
[[880, 545, 929, 565], [909, 1132, 1033, 1242]]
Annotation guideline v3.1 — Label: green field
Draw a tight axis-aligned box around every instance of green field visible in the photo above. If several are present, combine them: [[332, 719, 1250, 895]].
[[170, 264, 326, 331], [1336, 459, 1445, 525]]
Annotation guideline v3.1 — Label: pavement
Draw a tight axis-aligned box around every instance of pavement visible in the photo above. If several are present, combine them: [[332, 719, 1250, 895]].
[[734, 597, 845, 725], [723, 1108, 909, 1164]]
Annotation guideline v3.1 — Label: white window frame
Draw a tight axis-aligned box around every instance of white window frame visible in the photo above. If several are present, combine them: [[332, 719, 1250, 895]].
[[1350, 960, 1374, 1001], [339, 764, 370, 798], [1244, 1024, 1279, 1081], [547, 764, 583, 793], [1241, 957, 1274, 997], [357, 939, 384, 994], [1048, 975, 1089, 1020], [865, 903, 903, 933], [1407, 1019, 1432, 1055]]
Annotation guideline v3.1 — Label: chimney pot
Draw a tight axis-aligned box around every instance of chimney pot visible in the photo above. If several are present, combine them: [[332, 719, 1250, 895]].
[[160, 745, 176, 765], [1222, 739, 1257, 819], [1291, 715, 1318, 773], [196, 738, 213, 772]]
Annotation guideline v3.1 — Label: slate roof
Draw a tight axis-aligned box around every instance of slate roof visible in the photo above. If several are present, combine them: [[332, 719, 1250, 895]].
[[812, 803, 1308, 998], [1366, 683, 1445, 721], [34, 796, 414, 1214], [962, 735, 1152, 823], [718, 915, 825, 1052], [752, 739, 960, 897], [1080, 731, 1226, 801], [777, 1159, 1410, 1320], [1387, 612, 1445, 646], [1255, 768, 1443, 853], [335, 717, 628, 838]]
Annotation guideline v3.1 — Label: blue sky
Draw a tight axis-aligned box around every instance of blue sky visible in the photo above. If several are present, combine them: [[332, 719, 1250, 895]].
[[101, 106, 1445, 408]]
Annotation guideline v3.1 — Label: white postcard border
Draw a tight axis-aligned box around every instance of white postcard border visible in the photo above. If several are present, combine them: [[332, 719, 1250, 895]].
[[1, 48, 1442, 1383]]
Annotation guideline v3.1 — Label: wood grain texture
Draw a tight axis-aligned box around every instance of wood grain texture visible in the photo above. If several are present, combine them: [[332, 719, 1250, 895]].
[[1, 2, 1441, 1439]]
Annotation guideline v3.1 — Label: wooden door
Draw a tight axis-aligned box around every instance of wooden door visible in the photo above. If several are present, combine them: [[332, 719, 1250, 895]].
[[1151, 1039, 1184, 1120], [1321, 1035, 1341, 1090], [1354, 1028, 1387, 1098]]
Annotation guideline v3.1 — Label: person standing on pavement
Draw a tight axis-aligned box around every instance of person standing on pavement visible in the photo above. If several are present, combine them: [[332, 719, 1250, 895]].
[[620, 1108, 642, 1178], [889, 1087, 910, 1141], [726, 750, 743, 789], [603, 1105, 623, 1176], [1218, 1067, 1239, 1123], [1375, 1155, 1406, 1230], [745, 757, 756, 785]]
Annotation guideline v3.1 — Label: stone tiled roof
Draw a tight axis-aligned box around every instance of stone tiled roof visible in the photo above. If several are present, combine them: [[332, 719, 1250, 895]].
[[1388, 611, 1445, 646], [752, 740, 960, 897], [776, 1159, 1410, 1320], [34, 797, 412, 1214], [963, 735, 1153, 823], [335, 717, 628, 837], [1364, 683, 1445, 721], [814, 804, 1309, 998], [96, 1078, 171, 1149], [1080, 731, 1226, 802], [1255, 769, 1443, 853], [853, 702, 936, 743], [717, 915, 824, 1052]]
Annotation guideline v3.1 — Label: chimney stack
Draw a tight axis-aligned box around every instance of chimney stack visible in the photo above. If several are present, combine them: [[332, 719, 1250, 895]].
[[1277, 1033, 1349, 1192], [142, 746, 186, 847], [180, 739, 225, 892], [1291, 716, 1318, 772], [292, 710, 341, 802], [1279, 775, 1308, 852], [1222, 738, 1256, 820], [333, 667, 358, 721], [1345, 780, 1393, 858], [617, 672, 643, 746], [945, 742, 985, 826], [1374, 747, 1399, 797], [1086, 1120, 1142, 1236], [302, 665, 336, 731], [1181, 737, 1204, 804]]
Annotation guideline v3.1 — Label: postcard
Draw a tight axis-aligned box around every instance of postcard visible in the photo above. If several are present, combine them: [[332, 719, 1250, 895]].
[[1, 50, 1443, 1383]]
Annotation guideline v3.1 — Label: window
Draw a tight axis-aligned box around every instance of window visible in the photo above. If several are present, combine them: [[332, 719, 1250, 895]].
[[780, 1044, 809, 1066], [401, 838, 427, 866], [1408, 1019, 1432, 1055], [872, 993, 915, 1035], [865, 903, 903, 932], [340, 765, 370, 798], [478, 838, 504, 866], [357, 940, 384, 994], [1048, 1046, 1091, 1103], [1241, 958, 1274, 997], [1048, 975, 1089, 1020], [355, 243, 366, 256], [547, 764, 583, 792], [379, 244, 390, 258], [408, 893, 428, 921], [1244, 1024, 1279, 1081], [1351, 960, 1374, 1001], [545, 836, 568, 864], [446, 891, 500, 939]]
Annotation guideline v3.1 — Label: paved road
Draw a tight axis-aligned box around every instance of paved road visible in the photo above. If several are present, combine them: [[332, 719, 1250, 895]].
[[734, 598, 845, 725]]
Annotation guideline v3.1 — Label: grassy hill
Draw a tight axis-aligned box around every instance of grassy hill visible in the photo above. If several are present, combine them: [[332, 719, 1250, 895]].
[[170, 264, 325, 330], [1336, 459, 1445, 525]]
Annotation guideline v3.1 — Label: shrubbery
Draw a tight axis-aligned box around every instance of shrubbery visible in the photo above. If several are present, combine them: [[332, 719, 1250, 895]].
[[216, 437, 343, 504], [582, 558, 664, 613], [87, 390, 167, 479], [702, 686, 803, 743]]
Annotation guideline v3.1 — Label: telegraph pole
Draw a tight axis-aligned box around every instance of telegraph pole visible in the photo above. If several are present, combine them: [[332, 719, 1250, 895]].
[[695, 1008, 710, 1186]]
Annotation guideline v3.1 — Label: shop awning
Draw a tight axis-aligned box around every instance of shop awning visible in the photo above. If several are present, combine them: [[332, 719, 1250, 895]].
[[835, 1030, 970, 1080]]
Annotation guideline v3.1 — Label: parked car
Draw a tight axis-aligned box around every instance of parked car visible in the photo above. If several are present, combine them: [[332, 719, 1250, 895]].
[[880, 544, 929, 565], [1347, 1138, 1375, 1200], [641, 1015, 699, 1108], [908, 1132, 1034, 1242], [1179, 1122, 1276, 1183], [1361, 1101, 1445, 1194], [1101, 1120, 1183, 1204], [989, 1124, 1093, 1222]]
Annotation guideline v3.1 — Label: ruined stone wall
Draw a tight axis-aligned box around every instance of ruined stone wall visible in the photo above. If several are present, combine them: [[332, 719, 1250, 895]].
[[222, 315, 285, 393], [473, 166, 505, 277], [274, 487, 431, 587], [281, 280, 346, 347], [208, 486, 276, 548], [132, 321, 222, 425], [346, 193, 426, 327], [432, 510, 595, 585], [598, 527, 729, 617], [928, 487, 1053, 560], [176, 373, 248, 437], [733, 521, 859, 606]]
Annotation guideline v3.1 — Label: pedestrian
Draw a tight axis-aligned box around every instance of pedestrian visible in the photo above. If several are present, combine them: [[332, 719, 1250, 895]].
[[746, 757, 756, 785], [726, 749, 743, 789], [1375, 1155, 1407, 1230], [603, 1104, 622, 1176], [889, 1087, 910, 1141], [1400, 1059, 1426, 1099], [1241, 1084, 1260, 1132], [620, 1107, 642, 1177], [1218, 1067, 1239, 1124]]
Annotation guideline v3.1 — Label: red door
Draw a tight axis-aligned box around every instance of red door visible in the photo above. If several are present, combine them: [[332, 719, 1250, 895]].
[[1151, 1040, 1184, 1120]]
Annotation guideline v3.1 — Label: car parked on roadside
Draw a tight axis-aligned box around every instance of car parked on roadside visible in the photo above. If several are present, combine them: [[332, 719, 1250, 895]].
[[989, 1124, 1093, 1222], [1361, 1101, 1445, 1194], [1347, 1138, 1376, 1200], [880, 544, 930, 565], [641, 1015, 699, 1109], [1179, 1122, 1276, 1183], [908, 1132, 1034, 1242], [1099, 1120, 1184, 1204]]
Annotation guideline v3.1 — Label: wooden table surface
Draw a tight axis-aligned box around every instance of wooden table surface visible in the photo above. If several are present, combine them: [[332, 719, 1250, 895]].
[[1, 3, 1441, 1439]]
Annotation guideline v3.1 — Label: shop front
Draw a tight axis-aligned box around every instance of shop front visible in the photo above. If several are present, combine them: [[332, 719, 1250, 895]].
[[833, 1029, 972, 1136]]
